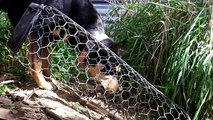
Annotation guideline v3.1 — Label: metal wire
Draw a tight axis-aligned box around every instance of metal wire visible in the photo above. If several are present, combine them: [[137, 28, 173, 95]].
[[16, 4, 190, 120]]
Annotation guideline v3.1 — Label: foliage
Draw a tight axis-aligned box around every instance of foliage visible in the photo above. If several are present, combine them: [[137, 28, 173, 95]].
[[0, 12, 28, 94], [0, 12, 13, 69], [108, 0, 213, 119], [50, 41, 78, 81], [0, 1, 213, 119]]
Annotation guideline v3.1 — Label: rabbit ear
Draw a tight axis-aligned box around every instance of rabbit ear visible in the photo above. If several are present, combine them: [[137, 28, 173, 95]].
[[110, 41, 127, 56]]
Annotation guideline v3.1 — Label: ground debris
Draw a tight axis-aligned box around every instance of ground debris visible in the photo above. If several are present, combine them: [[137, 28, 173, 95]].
[[0, 86, 122, 120]]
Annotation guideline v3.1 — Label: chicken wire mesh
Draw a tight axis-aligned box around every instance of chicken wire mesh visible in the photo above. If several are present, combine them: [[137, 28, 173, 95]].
[[13, 3, 191, 120]]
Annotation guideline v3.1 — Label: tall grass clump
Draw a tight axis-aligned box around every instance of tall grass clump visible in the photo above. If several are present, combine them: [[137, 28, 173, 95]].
[[107, 0, 213, 119]]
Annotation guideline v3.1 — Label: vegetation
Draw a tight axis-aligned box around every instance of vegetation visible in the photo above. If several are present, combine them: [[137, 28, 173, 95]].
[[0, 0, 212, 119], [108, 0, 213, 119], [50, 41, 78, 81], [0, 12, 13, 70], [0, 12, 28, 94]]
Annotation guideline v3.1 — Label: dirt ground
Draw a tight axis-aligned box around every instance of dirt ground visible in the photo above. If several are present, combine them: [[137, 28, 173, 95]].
[[0, 73, 123, 120]]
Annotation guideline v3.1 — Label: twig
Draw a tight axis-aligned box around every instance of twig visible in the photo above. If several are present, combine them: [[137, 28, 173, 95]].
[[42, 108, 63, 120], [84, 99, 122, 120], [61, 85, 122, 120], [77, 97, 112, 118], [19, 116, 32, 120], [0, 80, 21, 86]]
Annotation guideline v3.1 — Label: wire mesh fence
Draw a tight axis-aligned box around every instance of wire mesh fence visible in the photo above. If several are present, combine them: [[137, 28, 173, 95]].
[[13, 3, 190, 120]]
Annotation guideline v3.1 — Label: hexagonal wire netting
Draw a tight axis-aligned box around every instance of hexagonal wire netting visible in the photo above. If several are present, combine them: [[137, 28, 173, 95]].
[[15, 3, 191, 120]]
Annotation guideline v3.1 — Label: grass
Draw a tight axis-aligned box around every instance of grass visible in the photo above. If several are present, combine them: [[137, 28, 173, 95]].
[[0, 1, 212, 119], [107, 0, 213, 119]]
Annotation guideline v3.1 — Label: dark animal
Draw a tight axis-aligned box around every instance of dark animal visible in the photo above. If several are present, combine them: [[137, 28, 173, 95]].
[[0, 0, 125, 92]]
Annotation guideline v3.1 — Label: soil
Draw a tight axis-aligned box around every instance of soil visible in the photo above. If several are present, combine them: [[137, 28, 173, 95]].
[[0, 73, 123, 120]]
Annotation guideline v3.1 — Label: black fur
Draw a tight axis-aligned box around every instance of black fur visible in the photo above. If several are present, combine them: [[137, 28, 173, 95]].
[[0, 0, 125, 64], [0, 0, 100, 30]]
